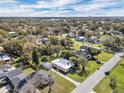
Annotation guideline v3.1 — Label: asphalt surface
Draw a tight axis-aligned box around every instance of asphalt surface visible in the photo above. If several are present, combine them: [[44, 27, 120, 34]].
[[71, 52, 124, 93]]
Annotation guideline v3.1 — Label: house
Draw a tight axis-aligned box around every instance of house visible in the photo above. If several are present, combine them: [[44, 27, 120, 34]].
[[0, 64, 15, 79], [41, 62, 52, 70], [20, 70, 52, 93], [29, 70, 53, 89], [0, 53, 11, 63], [35, 38, 49, 45], [6, 68, 26, 92], [75, 36, 87, 41], [75, 49, 92, 60], [0, 64, 52, 93], [88, 36, 100, 44], [41, 38, 49, 44], [67, 33, 76, 38], [52, 58, 74, 73]]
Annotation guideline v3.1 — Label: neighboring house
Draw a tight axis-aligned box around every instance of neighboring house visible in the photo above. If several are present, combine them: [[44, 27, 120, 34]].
[[52, 58, 74, 73], [41, 38, 49, 44], [0, 53, 11, 63], [29, 70, 53, 89], [75, 36, 87, 41], [41, 62, 52, 70], [35, 38, 49, 45], [88, 36, 100, 44], [76, 49, 87, 57], [0, 65, 51, 93], [67, 33, 76, 38], [75, 49, 92, 60]]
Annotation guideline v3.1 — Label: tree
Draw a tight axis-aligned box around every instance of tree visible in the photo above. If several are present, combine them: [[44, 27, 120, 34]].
[[59, 50, 74, 59], [110, 77, 117, 93], [50, 36, 59, 45], [78, 57, 88, 72], [32, 48, 39, 67], [3, 40, 23, 56], [0, 35, 4, 43], [118, 26, 124, 35], [69, 57, 79, 68], [88, 48, 101, 59], [41, 56, 49, 62], [18, 53, 31, 66], [60, 38, 73, 47]]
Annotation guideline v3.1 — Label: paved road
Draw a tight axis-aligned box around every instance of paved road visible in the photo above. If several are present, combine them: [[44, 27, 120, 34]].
[[51, 69, 80, 86], [71, 52, 124, 93]]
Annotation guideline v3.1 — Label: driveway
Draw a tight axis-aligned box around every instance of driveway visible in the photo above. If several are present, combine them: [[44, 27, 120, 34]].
[[51, 69, 80, 86], [71, 52, 124, 93]]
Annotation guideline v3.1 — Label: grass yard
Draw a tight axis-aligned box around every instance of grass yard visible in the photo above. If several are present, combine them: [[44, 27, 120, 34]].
[[41, 70, 75, 93], [94, 58, 124, 93], [71, 43, 82, 50], [71, 38, 104, 50], [97, 51, 113, 62], [99, 35, 109, 41], [23, 67, 35, 75], [67, 61, 100, 82]]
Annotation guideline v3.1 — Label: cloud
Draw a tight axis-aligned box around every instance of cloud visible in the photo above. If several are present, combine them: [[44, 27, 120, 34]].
[[0, 0, 123, 17]]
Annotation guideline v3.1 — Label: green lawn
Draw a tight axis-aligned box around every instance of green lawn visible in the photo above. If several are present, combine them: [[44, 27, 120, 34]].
[[99, 35, 109, 41], [71, 38, 104, 50], [97, 51, 113, 62], [94, 59, 124, 93], [41, 70, 75, 93], [67, 51, 113, 82], [67, 61, 100, 82], [23, 67, 35, 75]]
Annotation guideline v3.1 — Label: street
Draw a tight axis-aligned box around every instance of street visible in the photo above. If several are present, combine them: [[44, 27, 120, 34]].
[[71, 52, 124, 93]]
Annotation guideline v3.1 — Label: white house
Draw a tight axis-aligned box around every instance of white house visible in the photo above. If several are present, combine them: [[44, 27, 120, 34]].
[[51, 58, 74, 73], [76, 36, 86, 41], [0, 53, 11, 62]]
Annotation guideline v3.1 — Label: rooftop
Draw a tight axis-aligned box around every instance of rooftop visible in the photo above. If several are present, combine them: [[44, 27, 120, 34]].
[[52, 58, 74, 69]]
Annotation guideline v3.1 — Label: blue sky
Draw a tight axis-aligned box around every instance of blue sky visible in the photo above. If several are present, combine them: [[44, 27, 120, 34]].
[[0, 0, 124, 17]]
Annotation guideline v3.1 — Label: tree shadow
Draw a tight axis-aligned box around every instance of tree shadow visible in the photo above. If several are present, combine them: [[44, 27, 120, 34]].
[[120, 64, 124, 68]]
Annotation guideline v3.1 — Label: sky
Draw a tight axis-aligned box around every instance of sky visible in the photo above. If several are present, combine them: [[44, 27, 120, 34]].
[[0, 0, 124, 17]]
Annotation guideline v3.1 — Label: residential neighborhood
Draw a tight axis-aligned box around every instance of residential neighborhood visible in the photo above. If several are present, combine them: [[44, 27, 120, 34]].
[[0, 17, 123, 93], [0, 1, 124, 93]]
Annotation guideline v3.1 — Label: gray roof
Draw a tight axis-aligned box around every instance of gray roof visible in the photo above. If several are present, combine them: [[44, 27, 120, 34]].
[[0, 70, 6, 78], [10, 73, 26, 89], [29, 70, 51, 88], [0, 64, 12, 79], [42, 62, 52, 70], [6, 68, 23, 79]]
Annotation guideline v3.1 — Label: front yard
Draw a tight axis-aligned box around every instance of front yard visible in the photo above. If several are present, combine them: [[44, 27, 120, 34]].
[[94, 58, 124, 93], [97, 51, 113, 62], [40, 70, 75, 93], [67, 61, 100, 82]]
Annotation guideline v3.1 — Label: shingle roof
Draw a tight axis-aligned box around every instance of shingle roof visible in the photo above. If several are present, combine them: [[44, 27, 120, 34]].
[[6, 68, 23, 79], [52, 58, 74, 70], [10, 74, 26, 89]]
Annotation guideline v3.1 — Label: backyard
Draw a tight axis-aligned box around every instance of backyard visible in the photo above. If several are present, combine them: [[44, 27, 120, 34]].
[[94, 58, 124, 93]]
